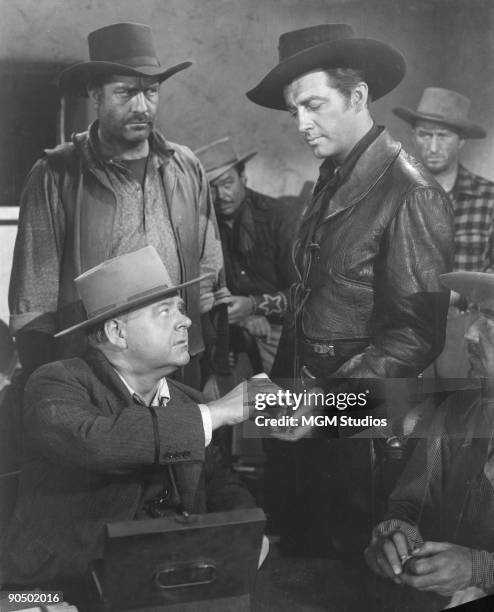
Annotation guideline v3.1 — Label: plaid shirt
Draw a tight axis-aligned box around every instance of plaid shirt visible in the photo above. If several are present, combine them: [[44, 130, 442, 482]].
[[451, 164, 494, 271]]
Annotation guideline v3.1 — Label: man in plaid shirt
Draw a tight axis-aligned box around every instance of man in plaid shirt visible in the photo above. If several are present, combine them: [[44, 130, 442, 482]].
[[394, 87, 494, 275], [365, 271, 494, 610], [395, 88, 494, 382]]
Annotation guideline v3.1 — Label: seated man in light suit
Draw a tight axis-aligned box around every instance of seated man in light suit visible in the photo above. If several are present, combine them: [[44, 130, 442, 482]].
[[0, 246, 274, 607]]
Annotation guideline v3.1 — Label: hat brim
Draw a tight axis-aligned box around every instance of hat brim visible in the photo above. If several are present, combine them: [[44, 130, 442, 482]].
[[393, 107, 486, 139], [246, 38, 406, 110], [441, 272, 494, 306], [206, 152, 257, 182], [55, 272, 212, 338], [58, 60, 193, 97]]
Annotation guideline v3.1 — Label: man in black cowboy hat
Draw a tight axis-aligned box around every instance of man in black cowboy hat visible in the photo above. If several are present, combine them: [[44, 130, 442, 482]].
[[395, 88, 494, 385], [247, 23, 453, 388], [1, 246, 274, 603], [9, 22, 224, 387], [365, 271, 494, 610], [195, 137, 300, 374], [246, 25, 454, 552]]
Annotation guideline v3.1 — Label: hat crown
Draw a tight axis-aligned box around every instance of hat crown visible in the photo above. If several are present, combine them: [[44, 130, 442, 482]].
[[76, 246, 173, 319], [195, 137, 240, 174], [278, 24, 354, 62], [87, 22, 160, 68], [416, 87, 471, 122]]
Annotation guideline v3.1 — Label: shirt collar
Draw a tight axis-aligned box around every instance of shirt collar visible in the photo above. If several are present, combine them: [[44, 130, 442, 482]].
[[113, 368, 171, 407], [452, 164, 478, 197], [315, 123, 383, 195]]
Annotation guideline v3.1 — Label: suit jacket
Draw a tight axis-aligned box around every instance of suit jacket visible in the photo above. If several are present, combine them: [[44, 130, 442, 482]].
[[1, 349, 254, 585]]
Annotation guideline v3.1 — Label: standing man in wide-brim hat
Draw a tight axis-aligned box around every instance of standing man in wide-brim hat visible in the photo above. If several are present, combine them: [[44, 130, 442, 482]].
[[9, 22, 225, 388], [394, 87, 494, 275], [195, 136, 301, 375], [246, 24, 454, 553], [395, 87, 494, 385]]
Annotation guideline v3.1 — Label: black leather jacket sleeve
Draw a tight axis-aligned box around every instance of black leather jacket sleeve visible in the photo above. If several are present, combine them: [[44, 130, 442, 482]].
[[335, 186, 453, 380]]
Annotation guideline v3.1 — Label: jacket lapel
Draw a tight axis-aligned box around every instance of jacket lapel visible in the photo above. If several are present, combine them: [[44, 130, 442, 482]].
[[320, 130, 402, 222]]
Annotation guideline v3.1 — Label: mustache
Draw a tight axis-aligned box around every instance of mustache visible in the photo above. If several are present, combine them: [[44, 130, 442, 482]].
[[126, 115, 152, 124]]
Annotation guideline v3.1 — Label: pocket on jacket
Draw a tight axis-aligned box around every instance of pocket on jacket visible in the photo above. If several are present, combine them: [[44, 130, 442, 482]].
[[332, 269, 373, 290]]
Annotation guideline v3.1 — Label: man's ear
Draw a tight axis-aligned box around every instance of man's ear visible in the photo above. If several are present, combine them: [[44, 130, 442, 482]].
[[87, 86, 101, 110], [104, 318, 128, 349], [458, 138, 465, 150], [351, 82, 369, 111]]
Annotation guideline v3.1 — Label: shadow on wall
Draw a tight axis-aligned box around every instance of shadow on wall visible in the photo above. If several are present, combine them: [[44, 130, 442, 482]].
[[0, 61, 65, 208]]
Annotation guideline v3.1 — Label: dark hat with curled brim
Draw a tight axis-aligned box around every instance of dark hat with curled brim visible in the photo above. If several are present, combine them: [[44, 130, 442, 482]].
[[58, 22, 192, 97], [246, 24, 406, 110], [393, 87, 486, 139], [55, 246, 213, 337]]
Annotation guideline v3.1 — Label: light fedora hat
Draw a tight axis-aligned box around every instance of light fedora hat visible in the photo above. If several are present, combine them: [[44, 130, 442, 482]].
[[195, 137, 257, 182], [55, 246, 213, 337], [441, 272, 494, 309], [58, 22, 192, 97], [246, 23, 406, 110], [393, 87, 486, 139]]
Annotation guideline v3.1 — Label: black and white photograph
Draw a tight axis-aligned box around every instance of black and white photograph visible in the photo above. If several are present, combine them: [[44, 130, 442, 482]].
[[1, 1, 494, 610]]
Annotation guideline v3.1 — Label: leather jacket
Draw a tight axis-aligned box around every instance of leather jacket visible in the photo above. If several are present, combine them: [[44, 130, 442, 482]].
[[9, 123, 222, 363], [294, 130, 454, 380]]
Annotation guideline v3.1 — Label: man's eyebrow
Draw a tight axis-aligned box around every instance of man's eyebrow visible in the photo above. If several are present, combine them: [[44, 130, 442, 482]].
[[292, 94, 325, 106]]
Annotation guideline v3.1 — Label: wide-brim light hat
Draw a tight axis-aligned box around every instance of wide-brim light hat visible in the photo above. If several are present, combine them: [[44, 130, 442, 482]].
[[194, 137, 257, 182], [441, 272, 494, 309], [55, 246, 212, 337], [246, 24, 406, 110], [58, 22, 192, 97], [393, 87, 486, 139]]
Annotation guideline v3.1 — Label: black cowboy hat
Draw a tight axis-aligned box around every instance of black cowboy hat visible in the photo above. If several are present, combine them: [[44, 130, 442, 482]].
[[58, 22, 192, 97], [246, 24, 406, 110]]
